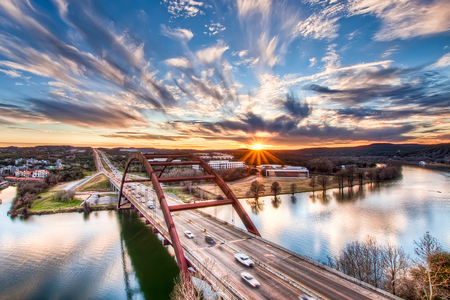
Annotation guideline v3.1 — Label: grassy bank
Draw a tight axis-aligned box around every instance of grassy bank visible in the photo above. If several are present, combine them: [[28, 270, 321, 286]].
[[31, 191, 83, 212], [29, 203, 117, 215], [76, 174, 110, 192]]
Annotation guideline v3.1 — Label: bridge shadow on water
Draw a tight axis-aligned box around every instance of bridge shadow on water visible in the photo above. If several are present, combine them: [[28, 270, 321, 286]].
[[117, 209, 179, 300]]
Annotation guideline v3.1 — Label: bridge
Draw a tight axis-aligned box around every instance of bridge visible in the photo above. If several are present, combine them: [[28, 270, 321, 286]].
[[93, 149, 399, 300]]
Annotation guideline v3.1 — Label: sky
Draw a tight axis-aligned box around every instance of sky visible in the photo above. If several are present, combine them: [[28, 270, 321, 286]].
[[0, 0, 449, 150]]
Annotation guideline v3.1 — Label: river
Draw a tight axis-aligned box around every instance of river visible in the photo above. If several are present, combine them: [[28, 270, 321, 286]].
[[1, 166, 449, 299], [0, 186, 179, 300], [204, 166, 450, 262]]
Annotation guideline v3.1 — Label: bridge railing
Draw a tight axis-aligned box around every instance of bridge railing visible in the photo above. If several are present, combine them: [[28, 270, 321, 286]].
[[182, 247, 245, 300], [125, 194, 245, 300]]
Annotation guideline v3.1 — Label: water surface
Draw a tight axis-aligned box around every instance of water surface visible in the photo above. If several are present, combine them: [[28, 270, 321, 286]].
[[0, 187, 178, 300], [204, 166, 450, 262]]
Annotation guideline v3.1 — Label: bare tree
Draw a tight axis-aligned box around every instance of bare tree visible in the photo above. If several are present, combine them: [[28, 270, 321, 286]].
[[317, 175, 330, 191], [271, 181, 281, 197], [290, 183, 297, 195], [170, 273, 200, 300], [308, 176, 317, 193], [334, 169, 346, 189], [382, 243, 410, 296], [357, 169, 366, 185], [246, 180, 265, 201], [334, 236, 385, 288]]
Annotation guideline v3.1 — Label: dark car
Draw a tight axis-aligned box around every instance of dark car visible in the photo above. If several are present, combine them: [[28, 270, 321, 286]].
[[205, 236, 216, 245]]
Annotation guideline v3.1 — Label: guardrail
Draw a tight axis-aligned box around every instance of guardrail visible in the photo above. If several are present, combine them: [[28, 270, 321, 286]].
[[197, 210, 402, 300]]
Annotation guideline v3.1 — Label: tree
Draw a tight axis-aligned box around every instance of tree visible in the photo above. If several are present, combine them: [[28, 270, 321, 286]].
[[346, 167, 355, 187], [411, 251, 450, 300], [382, 243, 409, 296], [334, 236, 385, 288], [411, 232, 448, 300], [317, 175, 330, 191], [246, 180, 265, 201], [334, 169, 346, 189], [356, 169, 366, 185], [308, 176, 317, 193], [271, 181, 281, 197], [290, 183, 297, 195]]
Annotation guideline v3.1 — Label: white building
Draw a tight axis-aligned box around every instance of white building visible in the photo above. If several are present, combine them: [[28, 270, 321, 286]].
[[15, 158, 23, 165], [264, 165, 309, 178], [193, 160, 245, 170], [32, 170, 49, 178]]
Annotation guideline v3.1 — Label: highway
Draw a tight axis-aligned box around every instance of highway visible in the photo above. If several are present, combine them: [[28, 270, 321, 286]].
[[94, 149, 398, 300]]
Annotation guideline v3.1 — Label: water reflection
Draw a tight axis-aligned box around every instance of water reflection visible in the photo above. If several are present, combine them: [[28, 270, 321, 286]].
[[0, 187, 178, 300], [290, 195, 297, 204], [271, 196, 282, 209], [204, 166, 450, 263], [246, 198, 265, 215]]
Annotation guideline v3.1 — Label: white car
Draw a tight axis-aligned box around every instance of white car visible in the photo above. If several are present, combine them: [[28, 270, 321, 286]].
[[184, 231, 194, 239], [234, 253, 255, 267], [240, 272, 260, 287]]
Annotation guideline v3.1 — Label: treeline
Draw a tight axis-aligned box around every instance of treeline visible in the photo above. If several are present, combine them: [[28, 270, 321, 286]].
[[307, 163, 402, 192], [45, 167, 85, 184], [328, 233, 450, 299], [9, 180, 48, 217], [8, 168, 86, 217]]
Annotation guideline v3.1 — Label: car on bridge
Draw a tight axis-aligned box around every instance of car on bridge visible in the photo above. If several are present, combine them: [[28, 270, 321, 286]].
[[184, 231, 194, 239], [147, 202, 155, 209], [234, 253, 254, 267], [205, 235, 216, 245], [240, 272, 260, 288]]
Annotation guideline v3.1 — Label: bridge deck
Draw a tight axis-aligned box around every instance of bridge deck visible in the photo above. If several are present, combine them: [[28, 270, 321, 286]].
[[95, 149, 398, 300]]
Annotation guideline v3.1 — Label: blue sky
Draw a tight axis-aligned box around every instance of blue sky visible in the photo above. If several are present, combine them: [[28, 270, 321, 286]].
[[0, 0, 449, 149]]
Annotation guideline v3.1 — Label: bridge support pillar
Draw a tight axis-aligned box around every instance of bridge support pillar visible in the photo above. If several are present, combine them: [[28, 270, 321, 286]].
[[163, 239, 170, 246], [153, 228, 159, 234], [145, 219, 150, 225]]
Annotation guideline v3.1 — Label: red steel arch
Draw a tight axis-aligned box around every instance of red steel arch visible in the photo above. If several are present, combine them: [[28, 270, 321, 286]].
[[118, 152, 260, 273]]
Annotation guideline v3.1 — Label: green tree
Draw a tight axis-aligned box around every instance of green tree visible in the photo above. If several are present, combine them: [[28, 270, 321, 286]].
[[271, 181, 281, 197], [411, 233, 449, 300]]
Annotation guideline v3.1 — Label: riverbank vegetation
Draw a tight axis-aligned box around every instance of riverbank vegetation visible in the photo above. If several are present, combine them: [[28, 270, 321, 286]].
[[327, 233, 450, 299], [8, 167, 95, 216]]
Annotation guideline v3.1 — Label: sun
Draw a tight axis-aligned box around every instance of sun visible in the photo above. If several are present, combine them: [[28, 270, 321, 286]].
[[250, 143, 265, 151]]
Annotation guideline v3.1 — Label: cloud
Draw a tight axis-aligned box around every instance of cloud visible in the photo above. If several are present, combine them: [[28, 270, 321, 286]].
[[294, 1, 345, 40], [0, 1, 176, 110], [305, 67, 450, 108], [165, 57, 191, 68], [236, 0, 272, 19], [309, 57, 317, 67], [283, 93, 311, 118], [27, 97, 147, 128], [196, 41, 229, 64], [350, 0, 450, 41], [161, 25, 194, 41], [163, 0, 205, 18], [428, 52, 450, 69], [204, 22, 226, 36], [0, 68, 21, 78], [102, 132, 184, 141]]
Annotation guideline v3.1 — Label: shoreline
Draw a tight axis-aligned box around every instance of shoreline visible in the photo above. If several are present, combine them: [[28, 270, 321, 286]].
[[29, 204, 117, 215]]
